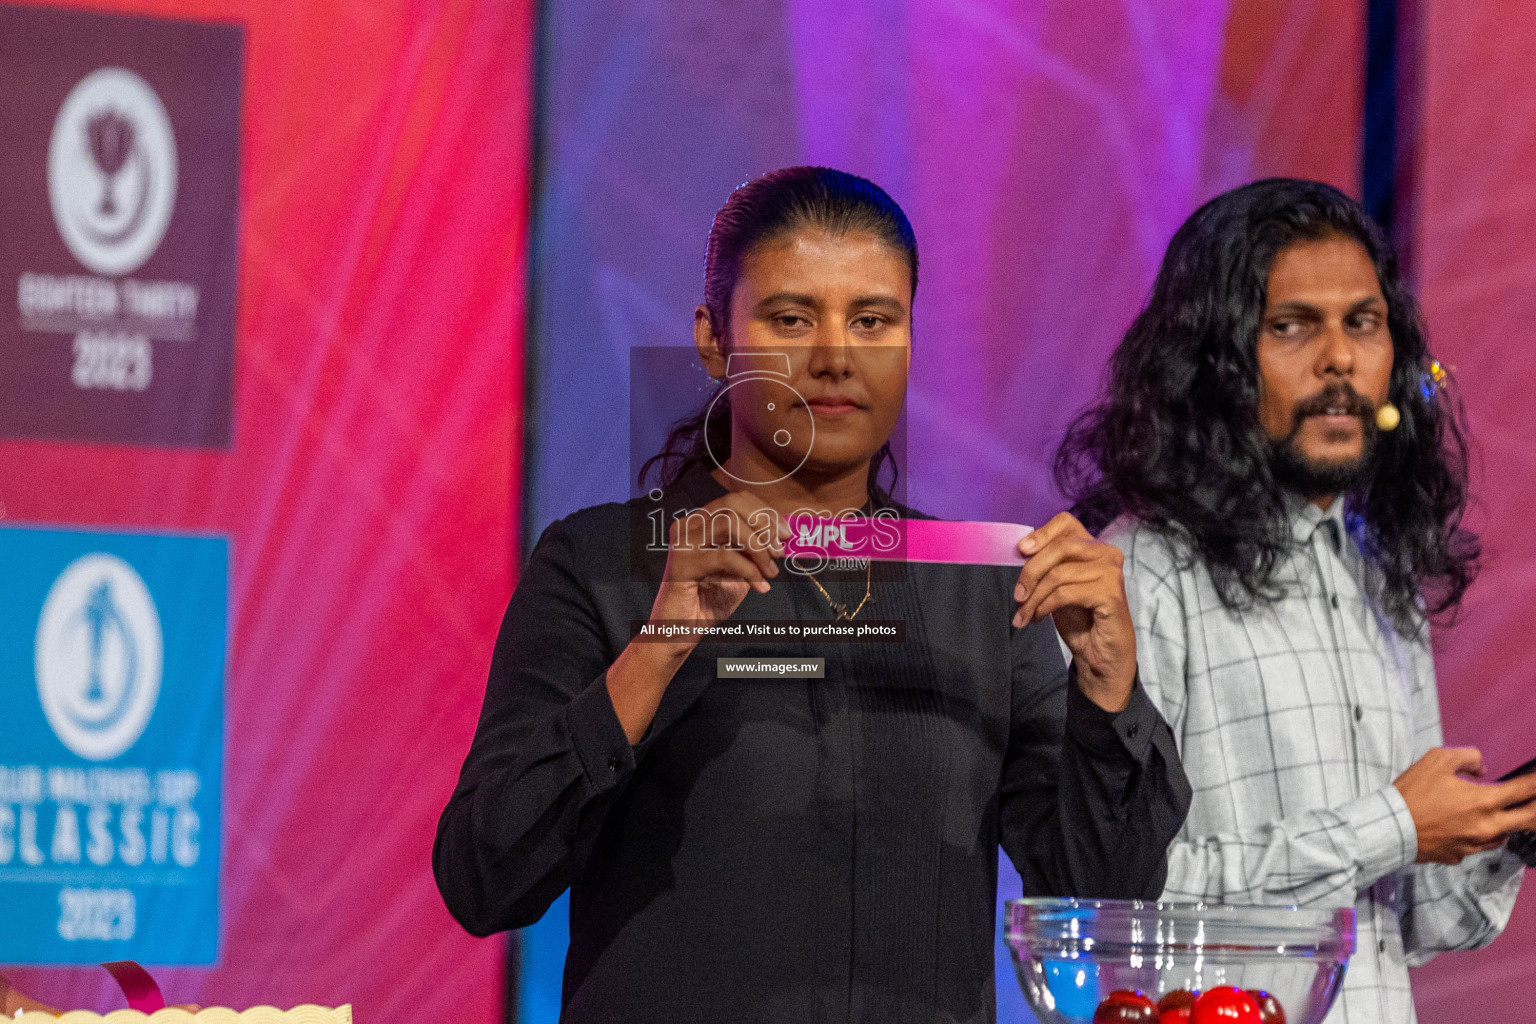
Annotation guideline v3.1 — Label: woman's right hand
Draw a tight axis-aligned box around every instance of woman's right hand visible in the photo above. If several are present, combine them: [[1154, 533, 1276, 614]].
[[649, 490, 786, 636], [607, 491, 786, 743]]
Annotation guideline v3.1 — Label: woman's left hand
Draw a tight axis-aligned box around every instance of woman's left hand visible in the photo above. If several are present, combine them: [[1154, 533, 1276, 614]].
[[1012, 512, 1137, 712]]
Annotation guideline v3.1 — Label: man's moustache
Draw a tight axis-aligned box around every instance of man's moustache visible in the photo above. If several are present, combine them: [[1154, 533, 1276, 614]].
[[1290, 387, 1374, 428]]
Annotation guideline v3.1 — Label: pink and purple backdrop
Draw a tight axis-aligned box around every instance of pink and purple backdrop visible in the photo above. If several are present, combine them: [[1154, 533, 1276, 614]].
[[3, 0, 1532, 1021], [0, 0, 532, 1018]]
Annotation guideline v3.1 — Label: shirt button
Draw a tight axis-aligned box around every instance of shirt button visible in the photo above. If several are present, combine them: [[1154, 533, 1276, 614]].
[[1330, 594, 1340, 609], [1355, 706, 1363, 721], [1127, 723, 1140, 738], [607, 755, 621, 772], [1379, 939, 1387, 953]]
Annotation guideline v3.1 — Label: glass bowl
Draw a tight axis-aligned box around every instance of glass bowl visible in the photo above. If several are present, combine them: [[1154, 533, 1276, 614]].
[[1004, 898, 1355, 1023]]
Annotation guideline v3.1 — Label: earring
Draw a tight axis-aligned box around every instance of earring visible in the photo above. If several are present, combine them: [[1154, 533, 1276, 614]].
[[1419, 358, 1449, 400]]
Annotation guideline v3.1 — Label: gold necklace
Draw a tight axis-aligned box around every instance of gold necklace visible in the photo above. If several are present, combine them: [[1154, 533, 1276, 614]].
[[806, 558, 873, 621]]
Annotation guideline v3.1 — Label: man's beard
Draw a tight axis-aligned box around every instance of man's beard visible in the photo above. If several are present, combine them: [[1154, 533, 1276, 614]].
[[1267, 382, 1379, 500]]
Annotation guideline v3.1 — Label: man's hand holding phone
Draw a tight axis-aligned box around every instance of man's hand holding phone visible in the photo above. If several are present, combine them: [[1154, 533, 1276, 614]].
[[1498, 753, 1536, 868], [1394, 748, 1536, 865]]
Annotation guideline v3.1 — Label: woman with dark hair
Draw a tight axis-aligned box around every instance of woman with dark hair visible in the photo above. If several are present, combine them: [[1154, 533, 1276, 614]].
[[435, 167, 1189, 1023], [1057, 178, 1535, 1024]]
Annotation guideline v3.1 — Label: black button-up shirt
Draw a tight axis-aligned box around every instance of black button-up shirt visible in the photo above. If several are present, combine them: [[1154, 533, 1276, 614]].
[[434, 468, 1190, 1023]]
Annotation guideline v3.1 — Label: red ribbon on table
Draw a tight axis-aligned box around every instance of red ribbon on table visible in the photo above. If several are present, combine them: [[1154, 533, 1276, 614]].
[[100, 961, 166, 1014]]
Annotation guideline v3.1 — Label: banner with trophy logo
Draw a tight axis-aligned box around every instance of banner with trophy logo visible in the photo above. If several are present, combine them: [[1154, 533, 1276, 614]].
[[0, 3, 241, 447], [0, 524, 226, 964]]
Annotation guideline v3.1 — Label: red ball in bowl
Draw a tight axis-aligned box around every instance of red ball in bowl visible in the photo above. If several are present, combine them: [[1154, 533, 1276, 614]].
[[1094, 989, 1158, 1022], [1190, 986, 1262, 1024], [1157, 989, 1198, 1023], [1246, 990, 1286, 1024]]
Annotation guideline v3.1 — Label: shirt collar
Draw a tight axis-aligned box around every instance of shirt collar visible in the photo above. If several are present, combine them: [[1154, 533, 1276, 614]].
[[1286, 491, 1349, 553]]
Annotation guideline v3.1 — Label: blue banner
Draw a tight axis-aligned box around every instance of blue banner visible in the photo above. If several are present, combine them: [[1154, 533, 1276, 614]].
[[0, 524, 225, 964]]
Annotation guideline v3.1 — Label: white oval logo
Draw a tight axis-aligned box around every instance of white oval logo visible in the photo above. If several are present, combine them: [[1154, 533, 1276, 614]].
[[35, 553, 163, 761], [48, 67, 178, 277], [707, 351, 816, 486]]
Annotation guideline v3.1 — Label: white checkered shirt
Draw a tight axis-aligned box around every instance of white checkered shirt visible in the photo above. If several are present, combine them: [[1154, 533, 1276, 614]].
[[1103, 498, 1524, 1024]]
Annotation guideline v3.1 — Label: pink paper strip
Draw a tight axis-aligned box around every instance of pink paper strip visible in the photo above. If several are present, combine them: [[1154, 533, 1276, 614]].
[[785, 517, 1033, 566], [101, 961, 166, 1014]]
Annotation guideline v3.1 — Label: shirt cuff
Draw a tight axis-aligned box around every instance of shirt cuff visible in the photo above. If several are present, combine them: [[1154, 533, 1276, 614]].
[[564, 671, 636, 794], [1345, 786, 1418, 885], [1066, 669, 1158, 763], [1468, 846, 1526, 889]]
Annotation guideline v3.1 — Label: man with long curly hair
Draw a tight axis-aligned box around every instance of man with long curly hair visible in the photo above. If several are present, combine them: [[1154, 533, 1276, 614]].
[[1056, 178, 1536, 1023]]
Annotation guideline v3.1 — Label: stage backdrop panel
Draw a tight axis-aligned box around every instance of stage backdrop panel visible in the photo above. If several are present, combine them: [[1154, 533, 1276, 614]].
[[1409, 1, 1536, 1020], [1203, 0, 1362, 196], [522, 0, 1362, 1020], [0, 525, 226, 965], [0, 4, 241, 448], [0, 0, 532, 1021]]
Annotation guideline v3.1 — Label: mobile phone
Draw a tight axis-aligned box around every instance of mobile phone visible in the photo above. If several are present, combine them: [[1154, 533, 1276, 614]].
[[1498, 754, 1536, 782]]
